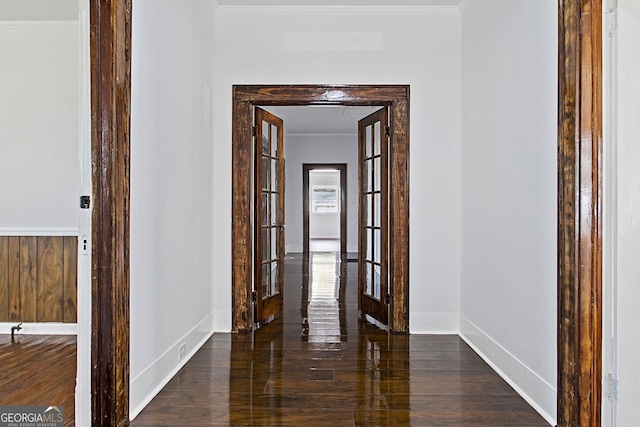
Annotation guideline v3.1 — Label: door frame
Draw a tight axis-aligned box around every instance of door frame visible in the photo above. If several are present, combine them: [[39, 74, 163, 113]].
[[303, 163, 348, 255], [557, 1, 603, 425], [232, 85, 410, 334], [91, 1, 602, 425]]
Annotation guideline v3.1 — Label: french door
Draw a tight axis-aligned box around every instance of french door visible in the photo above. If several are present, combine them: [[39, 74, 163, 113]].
[[254, 108, 285, 324], [358, 108, 389, 325]]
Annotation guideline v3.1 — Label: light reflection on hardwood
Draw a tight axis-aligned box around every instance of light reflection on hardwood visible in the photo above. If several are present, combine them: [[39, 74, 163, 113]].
[[0, 334, 76, 426], [132, 253, 549, 426]]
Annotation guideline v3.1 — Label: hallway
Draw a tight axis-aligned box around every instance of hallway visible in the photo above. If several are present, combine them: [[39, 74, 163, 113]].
[[132, 254, 549, 426]]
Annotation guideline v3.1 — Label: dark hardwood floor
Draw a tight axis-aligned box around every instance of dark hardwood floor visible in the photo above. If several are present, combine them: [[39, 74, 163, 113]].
[[0, 334, 76, 426], [132, 253, 550, 426]]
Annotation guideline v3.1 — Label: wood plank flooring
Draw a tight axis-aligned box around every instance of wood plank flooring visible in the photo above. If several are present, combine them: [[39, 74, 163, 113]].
[[132, 253, 550, 426], [0, 334, 76, 426]]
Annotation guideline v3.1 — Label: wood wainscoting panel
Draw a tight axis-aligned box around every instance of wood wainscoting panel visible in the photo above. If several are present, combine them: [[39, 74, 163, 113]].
[[63, 236, 78, 322], [19, 236, 38, 322], [0, 236, 77, 323], [0, 237, 8, 320], [7, 237, 20, 321], [37, 236, 64, 322]]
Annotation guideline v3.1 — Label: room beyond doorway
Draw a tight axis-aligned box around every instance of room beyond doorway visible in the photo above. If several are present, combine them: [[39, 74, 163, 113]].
[[303, 163, 348, 255]]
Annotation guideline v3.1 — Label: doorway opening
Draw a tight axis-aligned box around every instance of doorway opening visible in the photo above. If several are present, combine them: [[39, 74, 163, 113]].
[[232, 85, 410, 333], [303, 164, 347, 255], [91, 2, 603, 425]]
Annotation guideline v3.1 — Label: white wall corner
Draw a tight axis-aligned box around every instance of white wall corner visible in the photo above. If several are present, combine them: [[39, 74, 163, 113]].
[[409, 312, 459, 334], [459, 315, 557, 426], [457, 0, 470, 13], [213, 309, 232, 332], [129, 312, 215, 420]]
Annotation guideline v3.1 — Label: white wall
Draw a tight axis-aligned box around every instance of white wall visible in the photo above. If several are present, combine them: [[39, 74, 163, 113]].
[[460, 1, 557, 424], [284, 135, 357, 252], [611, 1, 640, 425], [213, 4, 462, 333], [129, 0, 216, 418], [0, 22, 79, 233]]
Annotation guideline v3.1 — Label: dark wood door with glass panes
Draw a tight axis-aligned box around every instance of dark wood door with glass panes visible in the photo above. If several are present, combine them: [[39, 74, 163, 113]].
[[358, 108, 389, 325], [254, 108, 285, 324]]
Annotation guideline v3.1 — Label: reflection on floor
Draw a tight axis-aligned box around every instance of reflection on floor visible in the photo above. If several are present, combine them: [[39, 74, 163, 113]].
[[306, 252, 341, 346], [131, 253, 549, 426], [0, 334, 76, 427]]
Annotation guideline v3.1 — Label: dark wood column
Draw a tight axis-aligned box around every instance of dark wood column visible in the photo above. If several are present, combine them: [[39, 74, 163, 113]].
[[557, 0, 602, 426], [90, 1, 132, 426], [388, 98, 409, 333], [231, 98, 254, 333]]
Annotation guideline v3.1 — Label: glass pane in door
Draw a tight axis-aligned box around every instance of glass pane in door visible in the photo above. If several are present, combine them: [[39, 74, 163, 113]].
[[262, 121, 270, 154], [271, 261, 279, 294], [262, 263, 270, 296], [374, 122, 381, 155]]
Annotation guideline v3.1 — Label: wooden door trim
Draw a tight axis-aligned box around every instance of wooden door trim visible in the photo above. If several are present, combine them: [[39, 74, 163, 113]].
[[303, 163, 348, 255], [557, 0, 602, 425], [233, 85, 410, 333], [90, 0, 131, 426]]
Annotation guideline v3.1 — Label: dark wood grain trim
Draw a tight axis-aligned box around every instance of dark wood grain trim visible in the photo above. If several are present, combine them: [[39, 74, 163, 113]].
[[234, 85, 409, 105], [557, 0, 602, 426], [90, 0, 132, 425], [232, 85, 410, 333], [232, 98, 254, 333], [339, 166, 347, 256], [389, 99, 409, 333], [302, 163, 348, 255], [303, 166, 310, 255]]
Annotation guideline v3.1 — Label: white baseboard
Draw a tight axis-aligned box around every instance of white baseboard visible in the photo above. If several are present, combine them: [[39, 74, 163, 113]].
[[286, 244, 303, 253], [0, 227, 79, 236], [286, 246, 358, 254], [459, 315, 556, 426], [0, 322, 77, 335], [409, 312, 459, 334], [129, 312, 214, 420]]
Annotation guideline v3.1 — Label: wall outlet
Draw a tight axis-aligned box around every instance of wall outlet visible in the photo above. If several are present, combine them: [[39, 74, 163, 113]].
[[179, 343, 186, 361]]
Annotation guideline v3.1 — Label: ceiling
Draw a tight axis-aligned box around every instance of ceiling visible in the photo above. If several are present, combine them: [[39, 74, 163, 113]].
[[265, 106, 381, 135], [0, 0, 78, 21]]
